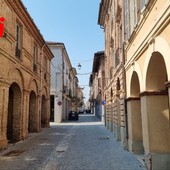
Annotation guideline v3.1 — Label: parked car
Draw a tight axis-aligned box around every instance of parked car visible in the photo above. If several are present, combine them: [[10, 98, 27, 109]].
[[78, 108, 84, 114], [86, 109, 91, 114], [68, 111, 79, 120]]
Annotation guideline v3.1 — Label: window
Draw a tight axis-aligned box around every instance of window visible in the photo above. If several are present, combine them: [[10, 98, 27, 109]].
[[110, 67, 113, 80], [15, 23, 22, 58], [44, 56, 47, 80], [134, 0, 137, 26], [33, 45, 37, 72], [115, 49, 120, 67], [125, 0, 130, 40], [140, 0, 148, 11]]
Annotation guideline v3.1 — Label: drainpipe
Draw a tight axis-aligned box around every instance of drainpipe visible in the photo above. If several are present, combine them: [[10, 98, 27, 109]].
[[39, 43, 46, 129], [62, 46, 65, 120], [123, 42, 128, 140]]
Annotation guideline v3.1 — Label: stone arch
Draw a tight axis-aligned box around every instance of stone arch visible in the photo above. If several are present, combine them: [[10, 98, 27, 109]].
[[28, 78, 39, 95], [28, 78, 39, 132], [41, 86, 48, 128], [146, 52, 167, 91], [28, 90, 38, 132], [142, 51, 169, 153], [42, 86, 47, 98], [127, 71, 144, 154], [141, 37, 170, 157], [127, 61, 142, 97], [7, 82, 22, 142], [143, 36, 170, 91], [41, 95, 48, 128], [8, 68, 24, 90], [130, 72, 140, 97]]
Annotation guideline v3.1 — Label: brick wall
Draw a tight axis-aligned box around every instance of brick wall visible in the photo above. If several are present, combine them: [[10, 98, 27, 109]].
[[0, 0, 52, 150]]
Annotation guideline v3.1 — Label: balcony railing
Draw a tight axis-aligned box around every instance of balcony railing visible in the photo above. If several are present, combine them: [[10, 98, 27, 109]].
[[115, 49, 120, 67]]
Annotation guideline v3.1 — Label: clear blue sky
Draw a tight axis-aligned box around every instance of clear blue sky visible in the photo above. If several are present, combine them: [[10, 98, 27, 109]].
[[21, 0, 104, 102]]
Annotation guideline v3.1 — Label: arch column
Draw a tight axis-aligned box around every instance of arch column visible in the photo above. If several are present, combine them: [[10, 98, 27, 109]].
[[127, 97, 144, 154], [114, 98, 121, 141], [46, 97, 50, 127], [0, 81, 9, 149], [140, 91, 170, 170], [22, 90, 30, 139]]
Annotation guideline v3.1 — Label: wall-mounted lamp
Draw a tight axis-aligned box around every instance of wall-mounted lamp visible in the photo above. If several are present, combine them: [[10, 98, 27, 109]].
[[78, 63, 81, 70]]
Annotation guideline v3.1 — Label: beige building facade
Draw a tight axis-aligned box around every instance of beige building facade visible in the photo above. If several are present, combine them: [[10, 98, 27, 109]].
[[89, 51, 105, 120], [125, 0, 170, 169], [0, 0, 53, 150], [99, 0, 170, 169]]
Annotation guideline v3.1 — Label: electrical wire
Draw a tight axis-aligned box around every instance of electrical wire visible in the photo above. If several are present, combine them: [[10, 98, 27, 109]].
[[51, 60, 92, 75]]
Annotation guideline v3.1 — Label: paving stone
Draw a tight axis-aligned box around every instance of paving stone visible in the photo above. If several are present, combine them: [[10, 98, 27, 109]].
[[0, 115, 146, 170]]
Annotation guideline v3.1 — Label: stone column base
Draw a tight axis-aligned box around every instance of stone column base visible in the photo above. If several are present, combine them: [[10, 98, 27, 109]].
[[144, 153, 170, 170], [114, 125, 121, 141], [0, 138, 8, 150], [121, 127, 128, 150], [128, 139, 144, 154]]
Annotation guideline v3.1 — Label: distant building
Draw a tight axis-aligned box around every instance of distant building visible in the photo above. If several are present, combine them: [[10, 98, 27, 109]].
[[77, 86, 84, 112], [89, 51, 105, 120], [47, 42, 78, 123], [0, 0, 53, 150]]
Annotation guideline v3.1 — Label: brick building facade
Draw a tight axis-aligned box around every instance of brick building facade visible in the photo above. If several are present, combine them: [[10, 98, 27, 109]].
[[0, 0, 53, 150], [98, 0, 127, 148]]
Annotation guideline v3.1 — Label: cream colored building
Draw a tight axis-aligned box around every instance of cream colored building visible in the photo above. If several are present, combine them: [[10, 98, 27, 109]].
[[0, 0, 53, 150], [47, 42, 78, 123], [98, 0, 170, 169], [89, 51, 105, 120], [125, 0, 170, 169]]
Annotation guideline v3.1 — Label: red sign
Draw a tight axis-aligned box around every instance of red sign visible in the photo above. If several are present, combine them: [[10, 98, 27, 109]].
[[0, 17, 5, 38]]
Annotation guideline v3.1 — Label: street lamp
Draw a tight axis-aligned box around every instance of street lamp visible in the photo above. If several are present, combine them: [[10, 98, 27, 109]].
[[78, 63, 81, 70]]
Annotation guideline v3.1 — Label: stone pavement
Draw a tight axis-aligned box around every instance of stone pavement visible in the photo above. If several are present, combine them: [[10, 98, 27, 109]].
[[0, 114, 146, 170]]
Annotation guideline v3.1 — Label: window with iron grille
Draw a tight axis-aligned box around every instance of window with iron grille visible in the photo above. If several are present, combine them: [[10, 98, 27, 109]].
[[33, 45, 37, 72], [44, 56, 47, 80], [134, 0, 137, 26], [110, 67, 113, 80], [115, 49, 120, 67], [140, 0, 148, 11], [15, 23, 22, 58], [125, 0, 130, 41]]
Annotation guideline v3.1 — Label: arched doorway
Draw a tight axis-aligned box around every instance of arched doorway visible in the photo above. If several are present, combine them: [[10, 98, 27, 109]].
[[7, 83, 22, 142], [144, 52, 169, 152], [29, 91, 37, 132], [128, 71, 143, 153], [41, 95, 47, 128]]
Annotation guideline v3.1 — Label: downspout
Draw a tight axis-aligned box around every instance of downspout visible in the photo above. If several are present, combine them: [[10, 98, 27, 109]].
[[62, 46, 65, 120], [40, 43, 46, 129], [123, 43, 128, 140], [122, 0, 128, 141]]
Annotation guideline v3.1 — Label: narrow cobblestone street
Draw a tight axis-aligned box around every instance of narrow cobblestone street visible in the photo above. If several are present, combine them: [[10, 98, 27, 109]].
[[0, 115, 146, 170]]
